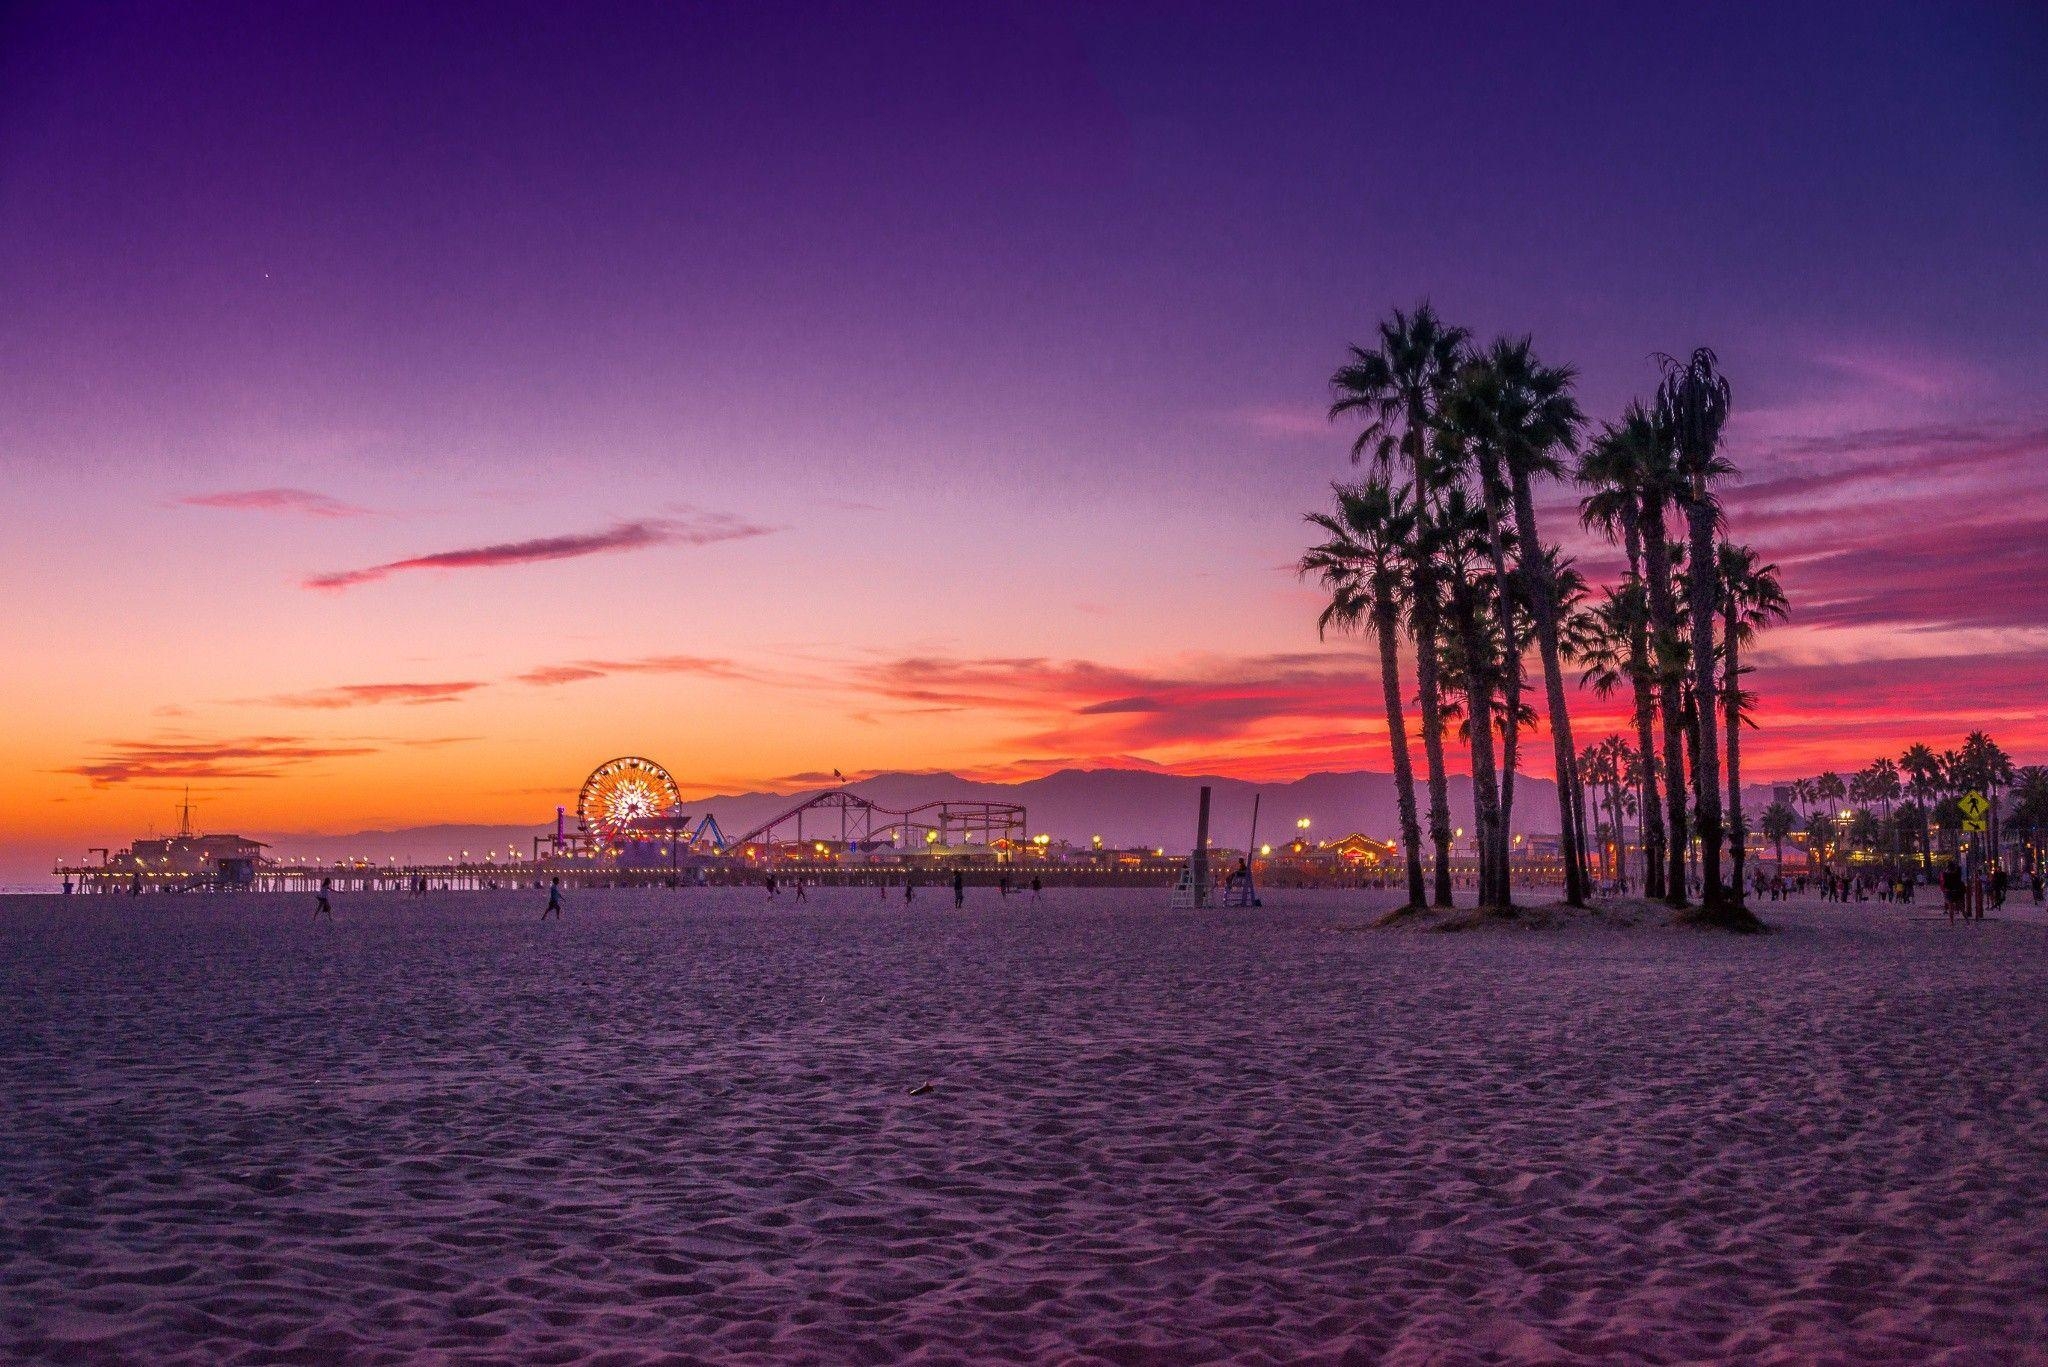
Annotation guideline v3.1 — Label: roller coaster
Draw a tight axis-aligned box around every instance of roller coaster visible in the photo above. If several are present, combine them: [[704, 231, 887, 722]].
[[732, 788, 1026, 851], [551, 757, 1026, 860]]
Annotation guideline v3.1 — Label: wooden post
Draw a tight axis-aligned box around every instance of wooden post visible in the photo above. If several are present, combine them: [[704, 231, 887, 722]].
[[1192, 785, 1212, 908]]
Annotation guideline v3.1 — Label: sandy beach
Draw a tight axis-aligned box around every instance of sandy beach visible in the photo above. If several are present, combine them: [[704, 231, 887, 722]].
[[3, 886, 2045, 1363]]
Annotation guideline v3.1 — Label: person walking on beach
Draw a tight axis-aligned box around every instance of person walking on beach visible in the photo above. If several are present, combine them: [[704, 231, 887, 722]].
[[904, 878, 915, 904], [1030, 875, 1042, 901], [542, 877, 563, 919], [315, 877, 333, 920], [953, 869, 965, 909], [794, 879, 807, 903]]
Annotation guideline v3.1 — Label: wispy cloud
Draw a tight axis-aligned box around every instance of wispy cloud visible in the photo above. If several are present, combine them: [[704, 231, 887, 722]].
[[514, 654, 757, 687], [181, 487, 375, 517], [303, 512, 776, 591], [62, 735, 381, 786], [1229, 403, 1330, 439], [255, 681, 488, 709]]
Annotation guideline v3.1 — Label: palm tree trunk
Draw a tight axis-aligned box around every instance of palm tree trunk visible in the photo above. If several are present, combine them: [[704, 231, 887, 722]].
[[1686, 497, 1724, 909], [1411, 580, 1456, 908], [1641, 502, 1688, 905], [1476, 451, 1521, 876], [1508, 472, 1586, 905], [1723, 602, 1746, 903], [1449, 583, 1506, 907], [1375, 599, 1428, 910], [1621, 520, 1665, 898]]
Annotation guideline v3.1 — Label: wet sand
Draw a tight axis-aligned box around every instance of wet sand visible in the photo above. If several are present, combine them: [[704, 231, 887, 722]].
[[3, 887, 2045, 1363]]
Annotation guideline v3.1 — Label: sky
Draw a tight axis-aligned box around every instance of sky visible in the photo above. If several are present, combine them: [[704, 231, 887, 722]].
[[3, 1, 2045, 880]]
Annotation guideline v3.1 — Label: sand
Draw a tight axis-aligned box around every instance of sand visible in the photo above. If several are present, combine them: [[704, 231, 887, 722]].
[[3, 886, 2045, 1364]]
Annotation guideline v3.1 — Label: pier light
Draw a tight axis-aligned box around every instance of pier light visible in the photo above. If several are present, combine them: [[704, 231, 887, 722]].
[[1260, 844, 1272, 856]]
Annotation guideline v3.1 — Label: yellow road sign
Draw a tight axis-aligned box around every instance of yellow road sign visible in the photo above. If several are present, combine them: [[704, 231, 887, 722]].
[[1958, 791, 1990, 821], [1963, 817, 1988, 833]]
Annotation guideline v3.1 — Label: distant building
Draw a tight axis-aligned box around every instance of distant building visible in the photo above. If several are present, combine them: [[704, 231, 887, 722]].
[[107, 833, 269, 887]]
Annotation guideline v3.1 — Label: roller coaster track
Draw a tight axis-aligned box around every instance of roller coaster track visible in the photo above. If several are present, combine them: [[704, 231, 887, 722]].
[[733, 789, 1025, 849]]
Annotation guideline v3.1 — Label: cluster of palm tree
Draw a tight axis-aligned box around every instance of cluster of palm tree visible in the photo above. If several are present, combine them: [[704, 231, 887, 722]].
[[1301, 306, 1788, 922], [1755, 733, 2040, 875]]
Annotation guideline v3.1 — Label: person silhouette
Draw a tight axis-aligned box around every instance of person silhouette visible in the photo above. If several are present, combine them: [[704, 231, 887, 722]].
[[542, 877, 563, 920], [315, 877, 333, 920], [1030, 875, 1042, 901], [953, 869, 965, 909]]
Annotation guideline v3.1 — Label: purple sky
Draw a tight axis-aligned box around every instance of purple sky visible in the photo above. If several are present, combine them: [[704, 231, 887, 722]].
[[2, 1, 2045, 874]]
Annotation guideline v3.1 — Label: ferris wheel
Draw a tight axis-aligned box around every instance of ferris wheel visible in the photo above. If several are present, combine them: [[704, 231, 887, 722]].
[[577, 757, 682, 844]]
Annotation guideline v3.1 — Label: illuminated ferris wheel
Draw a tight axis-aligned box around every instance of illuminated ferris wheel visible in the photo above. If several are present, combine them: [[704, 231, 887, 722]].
[[577, 757, 682, 845]]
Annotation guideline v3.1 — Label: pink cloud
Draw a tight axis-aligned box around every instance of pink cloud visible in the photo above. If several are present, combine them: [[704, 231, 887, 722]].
[[514, 655, 755, 687], [181, 487, 374, 517], [303, 513, 776, 591], [258, 681, 488, 709]]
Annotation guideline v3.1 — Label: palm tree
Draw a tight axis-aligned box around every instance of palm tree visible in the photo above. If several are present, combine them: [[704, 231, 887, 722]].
[[1302, 480, 1428, 909], [1760, 800, 1798, 875], [1568, 589, 1653, 895], [1579, 414, 1667, 898], [1858, 757, 1903, 874], [1814, 770, 1847, 824], [1899, 743, 1941, 876], [1451, 338, 1590, 903], [1442, 356, 1526, 862], [1656, 347, 1737, 914], [1435, 485, 1509, 907], [1595, 407, 1689, 906], [2011, 766, 2048, 875], [1716, 544, 1788, 900], [1331, 305, 1470, 906], [1807, 810, 1837, 869]]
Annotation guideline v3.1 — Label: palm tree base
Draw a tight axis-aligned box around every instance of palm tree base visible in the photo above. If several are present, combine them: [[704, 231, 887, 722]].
[[1673, 901, 1770, 934], [1372, 903, 1439, 928]]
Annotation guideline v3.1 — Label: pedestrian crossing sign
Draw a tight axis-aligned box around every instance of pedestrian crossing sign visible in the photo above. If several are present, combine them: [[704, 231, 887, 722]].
[[1959, 790, 1989, 832]]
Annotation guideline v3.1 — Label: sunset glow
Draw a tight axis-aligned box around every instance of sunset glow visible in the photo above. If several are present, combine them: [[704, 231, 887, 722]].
[[3, 3, 2044, 883]]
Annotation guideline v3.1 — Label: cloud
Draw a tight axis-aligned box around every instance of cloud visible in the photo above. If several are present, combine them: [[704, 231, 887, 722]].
[[514, 654, 755, 687], [256, 681, 488, 709], [1076, 695, 1168, 714], [1702, 418, 2048, 635], [303, 512, 776, 591], [181, 488, 374, 517], [62, 735, 382, 786], [844, 651, 1394, 759], [1229, 404, 1331, 439]]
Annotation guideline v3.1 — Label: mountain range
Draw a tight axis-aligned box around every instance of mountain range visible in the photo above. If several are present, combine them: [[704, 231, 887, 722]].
[[247, 766, 1629, 863]]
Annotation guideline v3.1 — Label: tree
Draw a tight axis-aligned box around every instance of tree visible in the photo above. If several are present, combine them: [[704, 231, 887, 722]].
[[1331, 305, 1470, 906], [1656, 347, 1738, 916], [1584, 404, 1687, 905], [1899, 744, 1941, 875], [1760, 800, 1798, 874], [1715, 543, 1788, 900], [1857, 758, 1903, 872], [1578, 414, 1667, 898], [1435, 485, 1510, 907], [1453, 337, 1591, 905], [1814, 771, 1847, 821], [1302, 480, 1429, 909]]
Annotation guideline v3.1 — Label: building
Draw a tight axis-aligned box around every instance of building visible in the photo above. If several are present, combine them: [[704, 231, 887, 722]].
[[102, 833, 270, 888]]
